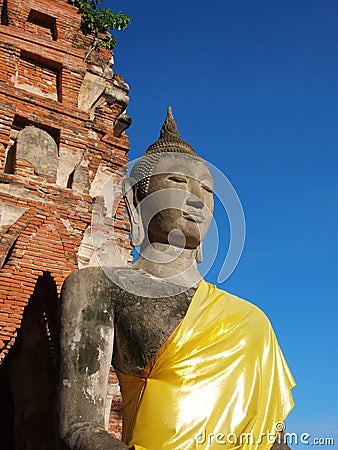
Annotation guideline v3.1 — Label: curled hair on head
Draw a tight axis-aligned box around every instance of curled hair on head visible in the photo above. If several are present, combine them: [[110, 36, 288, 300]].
[[129, 106, 200, 201], [130, 153, 163, 201]]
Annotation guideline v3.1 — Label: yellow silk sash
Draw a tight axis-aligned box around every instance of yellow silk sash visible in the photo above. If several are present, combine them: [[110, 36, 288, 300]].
[[116, 279, 295, 449]]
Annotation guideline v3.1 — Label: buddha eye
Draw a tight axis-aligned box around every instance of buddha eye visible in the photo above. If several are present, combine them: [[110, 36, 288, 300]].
[[201, 183, 213, 193], [167, 175, 187, 183]]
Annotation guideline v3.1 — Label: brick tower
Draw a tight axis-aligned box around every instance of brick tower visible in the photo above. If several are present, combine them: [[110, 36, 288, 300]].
[[0, 0, 131, 447]]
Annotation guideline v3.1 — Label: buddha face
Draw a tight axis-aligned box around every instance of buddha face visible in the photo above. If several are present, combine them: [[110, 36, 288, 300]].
[[138, 153, 214, 249]]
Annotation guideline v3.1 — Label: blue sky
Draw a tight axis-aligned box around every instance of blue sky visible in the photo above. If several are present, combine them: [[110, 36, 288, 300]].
[[107, 0, 338, 446]]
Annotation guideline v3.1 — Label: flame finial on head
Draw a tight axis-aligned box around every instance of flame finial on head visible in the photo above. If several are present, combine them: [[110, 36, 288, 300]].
[[145, 106, 197, 156], [160, 106, 181, 139]]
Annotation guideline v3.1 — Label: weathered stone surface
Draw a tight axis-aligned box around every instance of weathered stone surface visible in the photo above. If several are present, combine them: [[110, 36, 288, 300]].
[[89, 163, 121, 217], [16, 126, 58, 178], [78, 226, 131, 270], [59, 267, 128, 449], [0, 203, 26, 228], [89, 164, 112, 198], [113, 113, 132, 137], [71, 165, 89, 194], [77, 226, 97, 269], [78, 72, 106, 114], [78, 71, 130, 121], [56, 148, 82, 188]]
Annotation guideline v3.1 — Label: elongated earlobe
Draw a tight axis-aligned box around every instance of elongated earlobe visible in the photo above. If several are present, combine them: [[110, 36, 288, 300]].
[[196, 244, 203, 263], [130, 221, 145, 247], [122, 178, 145, 247]]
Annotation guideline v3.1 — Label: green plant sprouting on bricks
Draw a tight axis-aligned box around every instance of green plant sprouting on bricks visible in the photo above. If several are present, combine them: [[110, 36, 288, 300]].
[[73, 0, 130, 54]]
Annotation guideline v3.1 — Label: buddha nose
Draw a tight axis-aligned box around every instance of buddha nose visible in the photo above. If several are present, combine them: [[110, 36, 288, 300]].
[[186, 194, 204, 209]]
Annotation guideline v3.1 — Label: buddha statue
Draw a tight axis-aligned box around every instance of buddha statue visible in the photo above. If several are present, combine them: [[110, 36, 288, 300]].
[[58, 108, 295, 450]]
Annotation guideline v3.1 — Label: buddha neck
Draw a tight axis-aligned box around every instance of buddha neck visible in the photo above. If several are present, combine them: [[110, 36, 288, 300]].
[[133, 242, 201, 288]]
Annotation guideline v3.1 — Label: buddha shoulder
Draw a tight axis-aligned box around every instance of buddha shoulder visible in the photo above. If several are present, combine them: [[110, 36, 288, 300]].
[[61, 266, 122, 315]]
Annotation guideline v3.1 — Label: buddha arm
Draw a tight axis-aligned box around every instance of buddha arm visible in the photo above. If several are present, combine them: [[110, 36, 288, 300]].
[[58, 267, 127, 450]]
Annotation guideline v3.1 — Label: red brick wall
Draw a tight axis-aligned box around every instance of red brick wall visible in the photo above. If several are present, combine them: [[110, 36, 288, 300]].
[[0, 0, 130, 442], [15, 51, 60, 100]]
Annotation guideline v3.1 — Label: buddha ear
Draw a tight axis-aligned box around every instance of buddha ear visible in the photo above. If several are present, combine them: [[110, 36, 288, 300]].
[[122, 177, 145, 247], [196, 243, 203, 263]]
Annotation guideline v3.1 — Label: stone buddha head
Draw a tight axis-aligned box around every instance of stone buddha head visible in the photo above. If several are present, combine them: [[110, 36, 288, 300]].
[[123, 107, 214, 269]]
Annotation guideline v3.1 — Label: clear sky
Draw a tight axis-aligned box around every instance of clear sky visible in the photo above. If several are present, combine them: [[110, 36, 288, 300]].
[[107, 0, 338, 446]]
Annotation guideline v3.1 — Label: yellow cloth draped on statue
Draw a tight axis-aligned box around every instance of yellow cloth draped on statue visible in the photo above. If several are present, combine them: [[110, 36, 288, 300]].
[[115, 280, 295, 450]]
